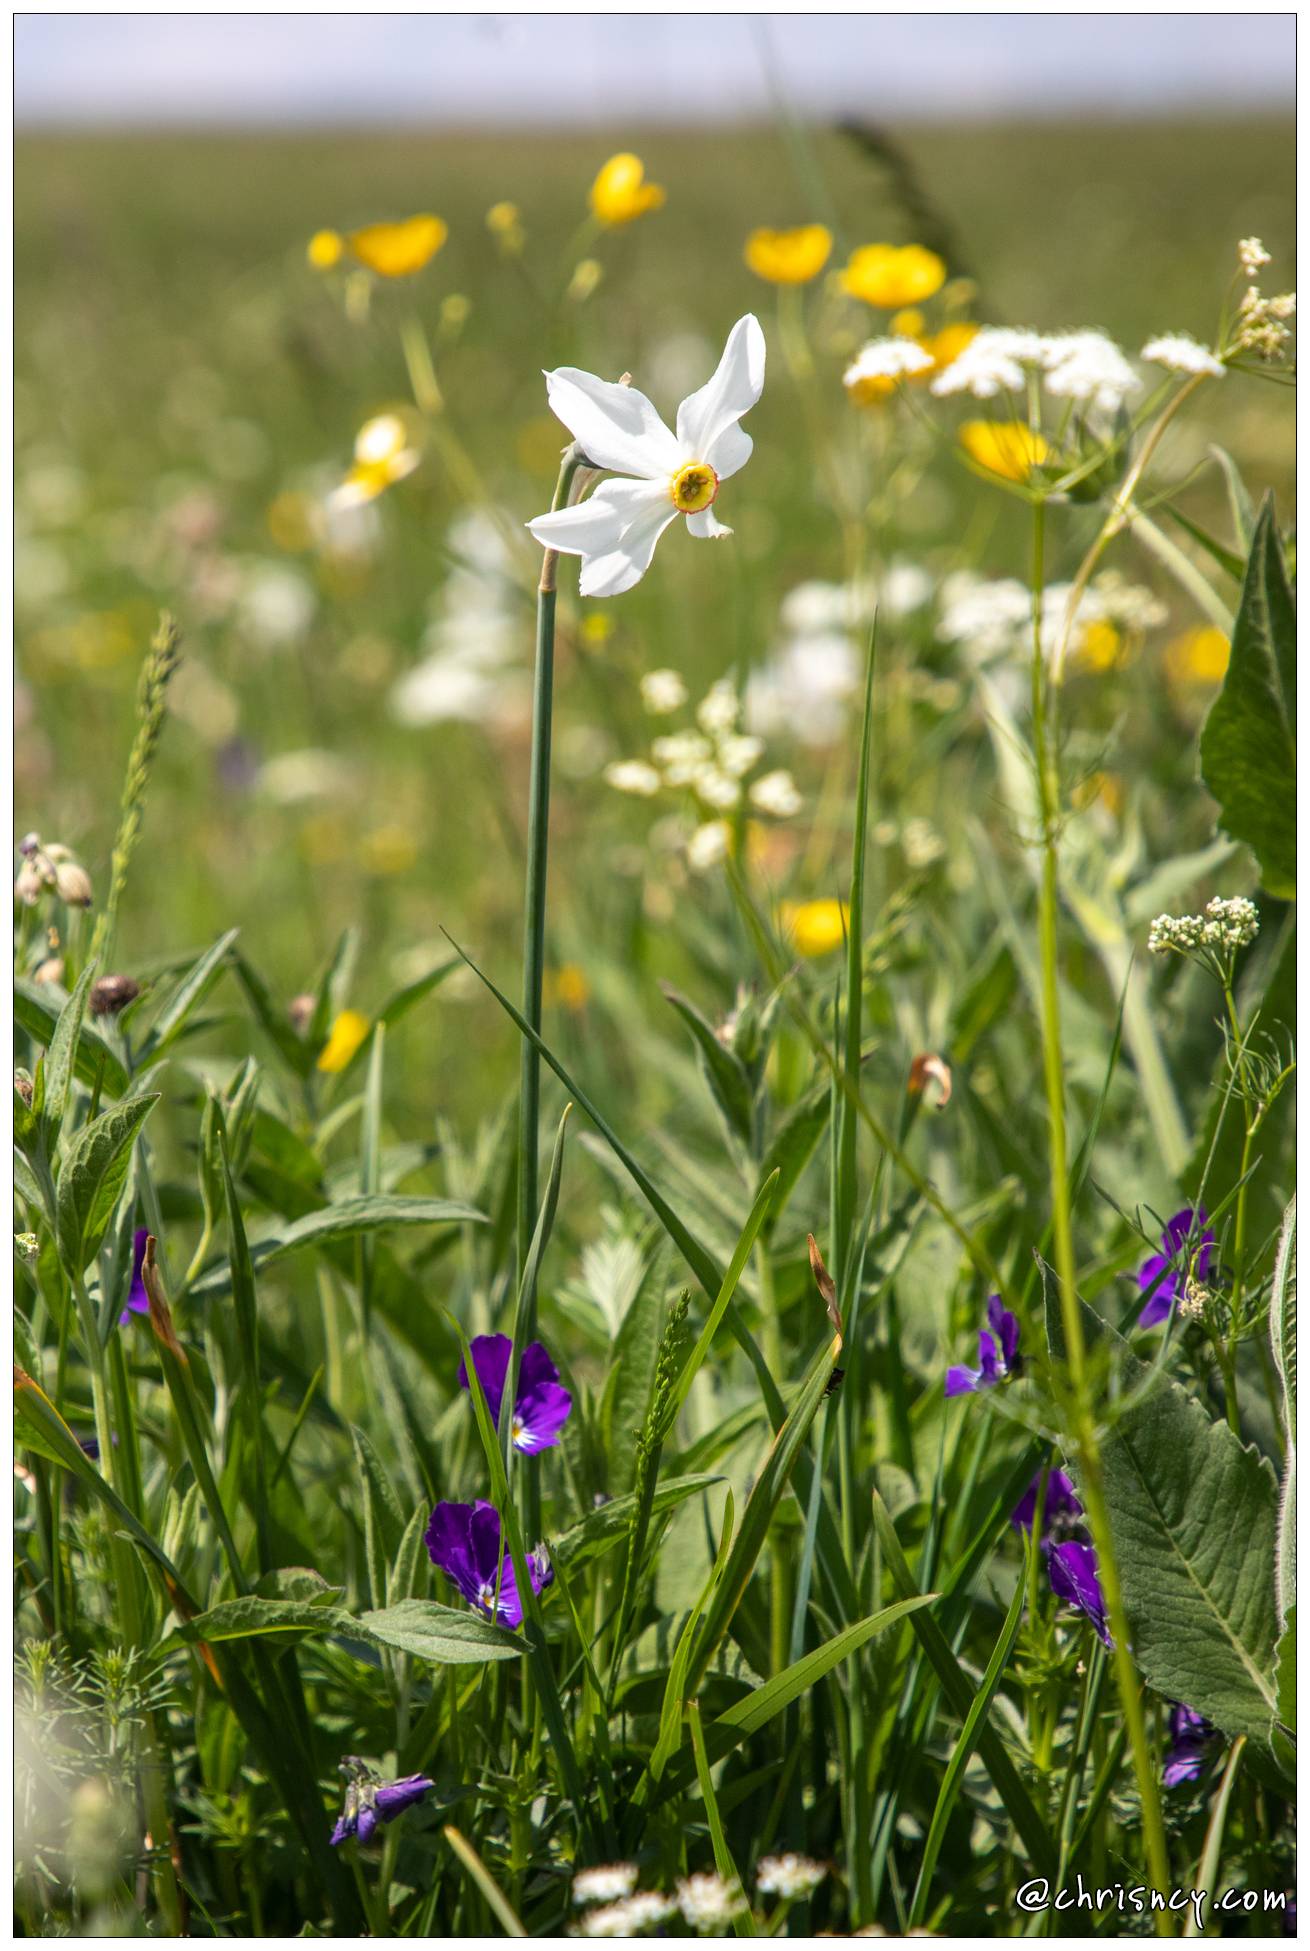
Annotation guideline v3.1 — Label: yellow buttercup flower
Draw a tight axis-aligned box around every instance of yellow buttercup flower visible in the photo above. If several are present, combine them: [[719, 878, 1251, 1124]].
[[308, 229, 344, 270], [1074, 619, 1126, 673], [744, 224, 833, 285], [781, 898, 850, 958], [840, 243, 946, 309], [916, 321, 979, 372], [1164, 626, 1231, 688], [567, 257, 604, 303], [362, 825, 418, 876], [486, 201, 520, 235], [346, 214, 448, 277], [317, 1009, 371, 1074], [334, 413, 420, 508], [959, 420, 1049, 483], [589, 153, 665, 227], [544, 964, 590, 1012]]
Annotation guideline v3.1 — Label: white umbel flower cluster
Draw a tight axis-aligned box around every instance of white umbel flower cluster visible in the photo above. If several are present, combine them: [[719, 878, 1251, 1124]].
[[577, 1892, 677, 1937], [755, 1852, 828, 1898], [930, 327, 1050, 399], [936, 569, 1166, 667], [931, 326, 1139, 415], [1148, 896, 1260, 957], [639, 668, 688, 715], [573, 1864, 639, 1906], [1141, 335, 1225, 378], [843, 337, 935, 391], [676, 1872, 748, 1930]]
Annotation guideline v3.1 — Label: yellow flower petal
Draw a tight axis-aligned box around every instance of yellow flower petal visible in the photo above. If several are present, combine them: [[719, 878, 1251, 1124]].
[[347, 214, 448, 277], [1164, 626, 1231, 688], [317, 1009, 371, 1073], [308, 229, 344, 270], [780, 899, 850, 958], [589, 153, 666, 227], [959, 420, 1049, 483], [744, 224, 833, 285], [840, 243, 946, 309]]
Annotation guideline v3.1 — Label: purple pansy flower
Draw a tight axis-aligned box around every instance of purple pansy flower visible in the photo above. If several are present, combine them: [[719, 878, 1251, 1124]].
[[119, 1229, 150, 1326], [457, 1333, 572, 1453], [946, 1295, 1022, 1398], [1162, 1704, 1218, 1787], [330, 1759, 434, 1846], [1011, 1466, 1083, 1540], [424, 1498, 553, 1629], [1048, 1539, 1112, 1647], [1137, 1206, 1214, 1328]]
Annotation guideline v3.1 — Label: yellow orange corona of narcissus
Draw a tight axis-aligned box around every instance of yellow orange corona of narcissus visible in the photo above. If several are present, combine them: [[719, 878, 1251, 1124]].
[[589, 153, 665, 227], [781, 899, 850, 958], [959, 420, 1049, 483], [744, 225, 833, 285], [840, 243, 946, 309], [346, 214, 448, 277]]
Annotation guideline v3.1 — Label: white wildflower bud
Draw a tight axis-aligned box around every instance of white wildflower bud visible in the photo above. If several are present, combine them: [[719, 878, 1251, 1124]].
[[676, 1872, 747, 1930], [1203, 894, 1260, 948], [686, 821, 730, 872], [18, 831, 41, 858], [696, 679, 739, 736], [573, 1864, 639, 1906], [652, 731, 712, 784], [639, 668, 688, 715], [1238, 236, 1272, 275], [749, 769, 804, 819], [580, 1892, 676, 1936], [13, 859, 46, 905], [1140, 335, 1225, 378], [717, 734, 764, 778], [603, 760, 662, 798], [756, 1852, 827, 1898], [693, 766, 741, 811], [53, 860, 93, 907], [34, 955, 66, 985]]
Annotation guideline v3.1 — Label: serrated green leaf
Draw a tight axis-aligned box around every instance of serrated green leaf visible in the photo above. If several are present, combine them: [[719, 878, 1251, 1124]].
[[253, 1566, 343, 1605], [54, 1093, 159, 1275], [1200, 495, 1296, 897], [175, 1596, 348, 1643], [352, 1599, 521, 1664], [1047, 1289, 1279, 1740]]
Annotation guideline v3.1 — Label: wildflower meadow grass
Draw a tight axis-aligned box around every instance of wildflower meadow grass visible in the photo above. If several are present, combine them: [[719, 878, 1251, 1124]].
[[13, 111, 1296, 1937]]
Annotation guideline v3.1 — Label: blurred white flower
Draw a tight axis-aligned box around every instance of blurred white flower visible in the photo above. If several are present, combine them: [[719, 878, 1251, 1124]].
[[389, 510, 523, 728], [332, 412, 420, 509], [580, 1892, 676, 1936], [604, 759, 663, 797], [676, 1872, 747, 1930], [931, 327, 1049, 399], [573, 1864, 640, 1906], [756, 1852, 827, 1898], [237, 563, 317, 648], [693, 766, 741, 811], [652, 731, 713, 784], [1040, 331, 1139, 415], [686, 821, 731, 872], [745, 631, 862, 747], [717, 733, 765, 778], [527, 316, 765, 597], [639, 668, 688, 714], [877, 562, 933, 617], [391, 663, 508, 727], [750, 769, 803, 818], [258, 748, 355, 805], [843, 337, 934, 390], [696, 678, 740, 736], [779, 579, 865, 635], [903, 817, 946, 867], [1141, 335, 1225, 378]]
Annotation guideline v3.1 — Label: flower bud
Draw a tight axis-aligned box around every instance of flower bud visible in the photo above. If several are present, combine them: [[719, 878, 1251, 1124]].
[[33, 955, 65, 985], [90, 975, 141, 1017], [288, 992, 316, 1034], [13, 859, 46, 905], [14, 1072, 34, 1107], [53, 860, 93, 907]]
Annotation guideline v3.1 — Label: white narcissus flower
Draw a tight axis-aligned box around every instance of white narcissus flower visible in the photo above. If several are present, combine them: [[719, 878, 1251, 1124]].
[[527, 315, 766, 598]]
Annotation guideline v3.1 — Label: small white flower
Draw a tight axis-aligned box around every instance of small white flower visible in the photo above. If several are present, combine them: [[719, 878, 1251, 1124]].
[[756, 1852, 827, 1899], [746, 630, 862, 746], [779, 579, 869, 635], [750, 769, 803, 818], [1141, 335, 1225, 379], [652, 731, 713, 784], [604, 760, 663, 797], [843, 337, 934, 391], [686, 821, 731, 871], [1039, 332, 1139, 415], [697, 679, 740, 736], [902, 817, 946, 868], [717, 733, 765, 778], [931, 327, 1049, 399], [579, 1892, 676, 1937], [573, 1864, 640, 1906], [877, 561, 933, 616], [640, 668, 688, 714], [1238, 236, 1272, 275], [693, 766, 741, 811], [527, 315, 766, 597], [676, 1872, 747, 1930]]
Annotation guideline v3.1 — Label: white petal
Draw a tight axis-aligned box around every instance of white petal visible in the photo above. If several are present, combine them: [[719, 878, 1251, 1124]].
[[686, 508, 733, 540], [578, 493, 680, 598], [705, 424, 752, 482], [526, 478, 663, 558], [544, 368, 681, 478], [675, 315, 766, 465]]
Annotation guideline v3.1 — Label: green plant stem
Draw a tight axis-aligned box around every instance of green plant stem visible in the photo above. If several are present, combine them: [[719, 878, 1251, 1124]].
[[1027, 494, 1175, 1922]]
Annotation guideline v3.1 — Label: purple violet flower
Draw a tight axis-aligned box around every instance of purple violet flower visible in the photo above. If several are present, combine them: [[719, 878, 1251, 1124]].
[[1162, 1704, 1219, 1787], [1137, 1206, 1214, 1328], [329, 1760, 434, 1846], [1011, 1466, 1083, 1541], [1048, 1539, 1112, 1647], [946, 1295, 1022, 1398], [457, 1333, 572, 1453], [119, 1229, 150, 1326], [424, 1498, 553, 1629]]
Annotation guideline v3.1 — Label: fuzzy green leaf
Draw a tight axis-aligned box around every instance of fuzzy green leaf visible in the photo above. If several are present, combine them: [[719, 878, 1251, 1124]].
[[353, 1599, 522, 1664]]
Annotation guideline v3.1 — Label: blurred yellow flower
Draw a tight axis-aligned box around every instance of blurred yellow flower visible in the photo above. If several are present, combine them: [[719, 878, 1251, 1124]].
[[347, 214, 448, 277], [308, 229, 344, 270], [1074, 619, 1127, 672], [744, 225, 833, 285], [959, 420, 1049, 483], [581, 612, 614, 646], [567, 258, 604, 303], [917, 321, 979, 372], [781, 898, 850, 958], [362, 825, 418, 876], [544, 963, 591, 1011], [335, 413, 420, 507], [486, 200, 521, 234], [1073, 770, 1126, 816], [317, 1009, 371, 1073], [1164, 626, 1231, 687], [840, 243, 946, 309], [889, 307, 927, 339], [589, 153, 665, 227]]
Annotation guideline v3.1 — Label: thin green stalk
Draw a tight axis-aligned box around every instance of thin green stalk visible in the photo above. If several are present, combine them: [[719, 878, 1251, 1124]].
[[1027, 495, 1174, 1918], [89, 615, 182, 970]]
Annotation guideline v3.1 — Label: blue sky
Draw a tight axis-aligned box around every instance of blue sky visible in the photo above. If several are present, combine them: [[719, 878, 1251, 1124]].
[[14, 14, 1295, 126]]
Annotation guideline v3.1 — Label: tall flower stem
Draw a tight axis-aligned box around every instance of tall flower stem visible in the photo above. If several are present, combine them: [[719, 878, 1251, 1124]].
[[518, 450, 588, 1315], [1027, 496, 1175, 1921]]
